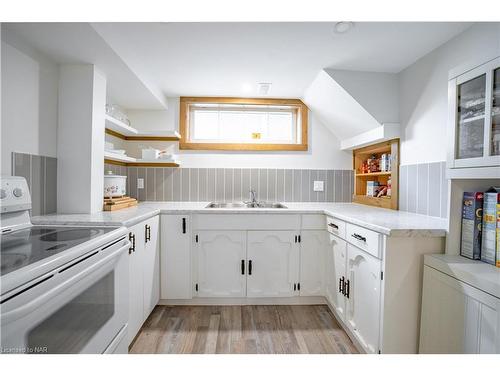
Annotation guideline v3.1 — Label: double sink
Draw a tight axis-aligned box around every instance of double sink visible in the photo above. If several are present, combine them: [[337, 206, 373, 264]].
[[206, 202, 287, 209]]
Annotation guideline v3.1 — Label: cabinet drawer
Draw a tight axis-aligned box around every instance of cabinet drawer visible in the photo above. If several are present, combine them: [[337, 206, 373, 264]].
[[302, 214, 326, 230], [346, 223, 382, 259], [193, 214, 300, 230], [326, 216, 346, 238]]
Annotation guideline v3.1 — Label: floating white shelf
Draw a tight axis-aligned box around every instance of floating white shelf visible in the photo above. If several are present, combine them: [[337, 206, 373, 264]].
[[104, 151, 180, 167], [105, 114, 181, 140], [104, 150, 137, 163], [105, 114, 139, 136]]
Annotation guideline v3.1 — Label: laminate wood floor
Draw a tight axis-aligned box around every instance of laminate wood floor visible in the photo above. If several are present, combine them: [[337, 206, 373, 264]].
[[130, 305, 358, 354]]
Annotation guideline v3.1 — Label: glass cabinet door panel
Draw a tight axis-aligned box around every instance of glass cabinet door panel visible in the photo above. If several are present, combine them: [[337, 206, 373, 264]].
[[491, 68, 500, 156], [456, 74, 486, 159]]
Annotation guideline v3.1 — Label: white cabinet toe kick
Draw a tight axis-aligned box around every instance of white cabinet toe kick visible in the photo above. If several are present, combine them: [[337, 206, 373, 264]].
[[126, 212, 445, 354]]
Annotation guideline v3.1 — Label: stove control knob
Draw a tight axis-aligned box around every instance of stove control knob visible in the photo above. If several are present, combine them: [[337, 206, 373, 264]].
[[13, 187, 23, 198], [0, 189, 6, 199]]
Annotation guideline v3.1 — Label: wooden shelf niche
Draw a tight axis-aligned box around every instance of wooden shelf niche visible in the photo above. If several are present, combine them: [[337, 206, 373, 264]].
[[353, 139, 399, 210]]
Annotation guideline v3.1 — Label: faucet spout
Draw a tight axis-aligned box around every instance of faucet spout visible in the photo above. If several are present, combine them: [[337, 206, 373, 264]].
[[249, 189, 257, 204]]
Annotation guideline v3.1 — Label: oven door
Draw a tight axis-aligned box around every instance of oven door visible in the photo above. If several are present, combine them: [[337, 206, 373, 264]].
[[0, 237, 129, 354]]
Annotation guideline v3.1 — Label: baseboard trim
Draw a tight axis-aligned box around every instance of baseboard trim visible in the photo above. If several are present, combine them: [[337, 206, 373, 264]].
[[159, 296, 327, 306]]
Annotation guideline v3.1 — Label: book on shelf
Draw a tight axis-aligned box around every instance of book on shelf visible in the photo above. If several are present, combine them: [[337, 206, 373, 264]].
[[460, 192, 483, 260], [497, 203, 500, 268], [481, 187, 500, 266]]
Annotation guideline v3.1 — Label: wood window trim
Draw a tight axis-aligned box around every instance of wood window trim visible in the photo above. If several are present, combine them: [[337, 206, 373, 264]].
[[179, 97, 308, 151]]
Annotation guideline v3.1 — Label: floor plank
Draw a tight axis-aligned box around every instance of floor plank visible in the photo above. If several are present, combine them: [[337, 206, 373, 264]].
[[130, 305, 358, 354]]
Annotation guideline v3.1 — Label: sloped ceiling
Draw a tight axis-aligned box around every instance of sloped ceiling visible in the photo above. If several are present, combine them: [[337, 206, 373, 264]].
[[303, 70, 398, 140]]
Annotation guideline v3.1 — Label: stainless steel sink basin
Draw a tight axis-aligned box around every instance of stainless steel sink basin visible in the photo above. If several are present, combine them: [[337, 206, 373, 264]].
[[205, 202, 247, 208], [205, 202, 287, 209]]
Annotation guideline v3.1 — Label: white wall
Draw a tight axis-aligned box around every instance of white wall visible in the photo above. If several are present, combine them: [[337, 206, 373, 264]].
[[1, 30, 59, 175], [326, 69, 399, 125], [399, 23, 500, 165], [58, 65, 106, 214], [122, 97, 352, 169]]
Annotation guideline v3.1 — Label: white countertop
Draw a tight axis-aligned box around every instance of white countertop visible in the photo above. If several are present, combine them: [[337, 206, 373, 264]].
[[425, 254, 500, 299], [32, 201, 448, 237]]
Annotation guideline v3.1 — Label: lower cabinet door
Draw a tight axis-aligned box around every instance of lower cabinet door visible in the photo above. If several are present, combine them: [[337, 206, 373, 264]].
[[299, 230, 327, 296], [326, 234, 347, 321], [143, 215, 160, 317], [196, 231, 247, 298], [420, 265, 500, 354], [247, 231, 299, 298], [160, 215, 191, 299], [345, 244, 382, 354], [127, 223, 145, 345]]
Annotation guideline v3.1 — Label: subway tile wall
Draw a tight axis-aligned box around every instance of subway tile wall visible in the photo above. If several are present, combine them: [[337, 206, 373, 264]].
[[399, 161, 448, 219], [11, 152, 58, 216], [109, 165, 354, 203]]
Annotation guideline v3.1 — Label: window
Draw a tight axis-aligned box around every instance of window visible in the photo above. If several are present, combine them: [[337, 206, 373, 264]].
[[179, 97, 308, 151]]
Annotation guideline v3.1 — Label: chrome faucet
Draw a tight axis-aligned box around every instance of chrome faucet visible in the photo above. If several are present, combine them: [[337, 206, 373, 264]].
[[249, 189, 257, 204], [244, 189, 258, 206]]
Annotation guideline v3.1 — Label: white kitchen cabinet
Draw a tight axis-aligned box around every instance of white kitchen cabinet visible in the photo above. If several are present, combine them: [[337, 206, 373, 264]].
[[420, 264, 500, 354], [142, 215, 160, 317], [160, 214, 191, 300], [196, 231, 247, 298], [326, 234, 347, 321], [299, 230, 327, 296], [345, 244, 382, 354], [247, 231, 300, 298], [127, 221, 145, 345], [447, 56, 500, 173]]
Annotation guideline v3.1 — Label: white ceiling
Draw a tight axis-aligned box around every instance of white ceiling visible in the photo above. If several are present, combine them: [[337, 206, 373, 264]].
[[2, 23, 168, 109], [4, 22, 472, 105], [91, 22, 472, 98]]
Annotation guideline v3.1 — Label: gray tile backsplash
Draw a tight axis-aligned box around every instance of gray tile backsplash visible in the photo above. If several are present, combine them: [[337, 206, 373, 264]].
[[123, 167, 354, 203], [399, 161, 448, 219], [12, 152, 58, 216]]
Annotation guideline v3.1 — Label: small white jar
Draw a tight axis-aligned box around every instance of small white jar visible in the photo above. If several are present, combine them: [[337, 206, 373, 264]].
[[104, 172, 127, 198]]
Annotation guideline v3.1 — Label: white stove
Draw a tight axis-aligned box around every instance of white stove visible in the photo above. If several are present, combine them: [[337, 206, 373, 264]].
[[0, 176, 130, 354]]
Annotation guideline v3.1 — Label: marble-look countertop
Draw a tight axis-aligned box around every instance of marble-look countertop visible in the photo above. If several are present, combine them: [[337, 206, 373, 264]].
[[32, 201, 448, 237], [425, 254, 500, 299]]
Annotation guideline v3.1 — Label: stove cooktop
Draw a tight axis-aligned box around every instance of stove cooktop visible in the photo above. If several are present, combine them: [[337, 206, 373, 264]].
[[1, 226, 116, 275]]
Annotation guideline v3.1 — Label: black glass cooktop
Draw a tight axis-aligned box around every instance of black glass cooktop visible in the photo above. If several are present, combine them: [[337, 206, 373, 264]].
[[1, 226, 116, 275]]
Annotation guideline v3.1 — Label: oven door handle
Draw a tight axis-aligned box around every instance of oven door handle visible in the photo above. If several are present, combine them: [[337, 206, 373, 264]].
[[1, 242, 129, 323]]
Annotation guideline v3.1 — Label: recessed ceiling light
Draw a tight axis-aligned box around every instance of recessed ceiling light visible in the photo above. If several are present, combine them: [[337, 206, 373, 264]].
[[242, 83, 253, 93], [333, 22, 354, 34], [258, 82, 272, 95]]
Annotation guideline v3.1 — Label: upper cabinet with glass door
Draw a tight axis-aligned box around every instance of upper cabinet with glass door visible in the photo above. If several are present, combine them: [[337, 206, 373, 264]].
[[447, 56, 500, 178]]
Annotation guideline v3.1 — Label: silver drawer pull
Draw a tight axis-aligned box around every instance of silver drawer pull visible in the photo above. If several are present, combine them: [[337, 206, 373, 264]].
[[328, 223, 339, 229], [352, 233, 366, 242]]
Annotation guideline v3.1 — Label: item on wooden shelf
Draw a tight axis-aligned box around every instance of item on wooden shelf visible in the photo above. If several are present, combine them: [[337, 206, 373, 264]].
[[104, 171, 127, 198], [367, 154, 380, 173], [380, 153, 390, 172], [142, 147, 160, 160], [460, 192, 484, 260], [366, 181, 379, 197], [387, 178, 392, 197], [497, 203, 500, 268], [103, 196, 138, 211], [376, 186, 388, 198], [481, 187, 500, 265]]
